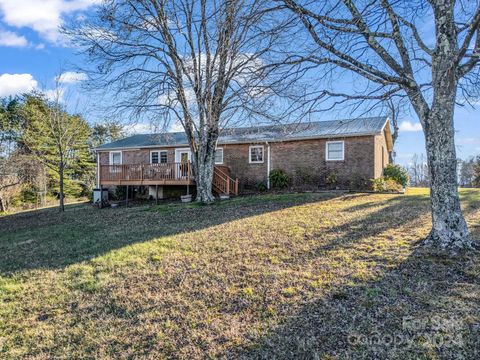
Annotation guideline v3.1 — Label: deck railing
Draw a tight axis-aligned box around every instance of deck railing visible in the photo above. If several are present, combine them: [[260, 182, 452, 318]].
[[100, 162, 238, 196], [213, 166, 238, 196], [100, 162, 193, 183]]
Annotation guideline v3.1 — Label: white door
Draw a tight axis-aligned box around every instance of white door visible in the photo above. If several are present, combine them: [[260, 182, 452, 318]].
[[175, 149, 191, 178]]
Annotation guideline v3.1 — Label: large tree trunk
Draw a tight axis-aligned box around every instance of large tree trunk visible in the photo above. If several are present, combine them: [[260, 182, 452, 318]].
[[192, 144, 216, 203], [59, 161, 65, 212], [0, 195, 5, 213], [415, 1, 473, 252], [422, 106, 473, 251]]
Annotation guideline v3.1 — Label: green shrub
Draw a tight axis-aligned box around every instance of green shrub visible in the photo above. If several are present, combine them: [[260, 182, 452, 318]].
[[269, 169, 290, 189], [349, 173, 369, 190], [372, 177, 403, 192], [114, 186, 127, 200], [256, 181, 267, 192], [383, 164, 409, 187], [326, 171, 338, 187]]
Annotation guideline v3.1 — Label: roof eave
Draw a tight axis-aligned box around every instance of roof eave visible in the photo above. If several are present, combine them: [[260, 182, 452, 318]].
[[380, 118, 394, 152], [94, 131, 381, 151]]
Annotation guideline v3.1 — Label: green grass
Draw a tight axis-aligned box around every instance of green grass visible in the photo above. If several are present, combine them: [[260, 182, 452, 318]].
[[0, 189, 479, 359]]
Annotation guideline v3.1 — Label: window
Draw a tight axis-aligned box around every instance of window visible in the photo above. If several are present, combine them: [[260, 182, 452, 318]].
[[249, 145, 264, 163], [214, 148, 224, 164], [151, 150, 168, 164], [151, 151, 159, 164], [326, 141, 344, 161], [160, 151, 168, 163], [109, 151, 122, 165]]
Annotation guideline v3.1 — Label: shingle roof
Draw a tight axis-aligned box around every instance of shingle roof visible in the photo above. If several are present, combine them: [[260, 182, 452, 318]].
[[96, 116, 388, 150]]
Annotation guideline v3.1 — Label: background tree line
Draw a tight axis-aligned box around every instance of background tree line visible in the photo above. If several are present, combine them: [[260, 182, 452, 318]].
[[405, 153, 480, 188], [458, 156, 480, 188], [0, 94, 123, 213]]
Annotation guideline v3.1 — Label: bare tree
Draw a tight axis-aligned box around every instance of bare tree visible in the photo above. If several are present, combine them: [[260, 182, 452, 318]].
[[0, 154, 38, 212], [381, 97, 405, 163], [280, 0, 479, 252], [408, 153, 429, 187], [458, 156, 476, 187], [0, 162, 20, 213], [385, 99, 400, 145], [65, 0, 293, 202], [21, 89, 91, 212]]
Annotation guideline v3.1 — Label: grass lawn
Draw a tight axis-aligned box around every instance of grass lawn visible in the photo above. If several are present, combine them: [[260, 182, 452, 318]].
[[0, 189, 479, 359]]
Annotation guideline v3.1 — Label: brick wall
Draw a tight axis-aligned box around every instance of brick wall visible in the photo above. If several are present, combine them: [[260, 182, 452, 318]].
[[271, 136, 375, 187], [219, 136, 377, 190], [98, 135, 380, 192], [374, 131, 390, 178], [219, 143, 268, 190]]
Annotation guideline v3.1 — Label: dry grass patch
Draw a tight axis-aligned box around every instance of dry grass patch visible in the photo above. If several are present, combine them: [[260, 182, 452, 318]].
[[0, 189, 479, 359]]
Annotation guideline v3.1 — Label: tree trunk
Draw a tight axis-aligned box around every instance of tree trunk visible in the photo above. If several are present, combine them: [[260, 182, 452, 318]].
[[59, 161, 65, 212], [422, 105, 472, 251], [192, 143, 216, 203], [0, 195, 5, 213], [412, 1, 473, 252]]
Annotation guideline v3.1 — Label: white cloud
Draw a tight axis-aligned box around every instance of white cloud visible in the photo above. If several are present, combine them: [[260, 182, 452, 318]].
[[126, 121, 184, 135], [0, 0, 101, 44], [399, 121, 423, 132], [44, 87, 66, 103], [170, 121, 184, 132], [81, 26, 117, 43], [0, 29, 27, 47], [127, 122, 153, 135], [0, 73, 37, 97], [56, 71, 87, 84]]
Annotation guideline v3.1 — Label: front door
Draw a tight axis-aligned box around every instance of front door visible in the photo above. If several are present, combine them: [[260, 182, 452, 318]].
[[175, 149, 191, 178]]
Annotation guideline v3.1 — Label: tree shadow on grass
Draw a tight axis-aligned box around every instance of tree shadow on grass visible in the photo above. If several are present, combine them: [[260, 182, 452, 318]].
[[230, 250, 480, 359], [0, 190, 478, 358], [224, 195, 480, 359], [0, 192, 339, 275]]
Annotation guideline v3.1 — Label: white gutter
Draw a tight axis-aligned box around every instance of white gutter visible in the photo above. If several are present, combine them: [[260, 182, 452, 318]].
[[266, 142, 271, 190]]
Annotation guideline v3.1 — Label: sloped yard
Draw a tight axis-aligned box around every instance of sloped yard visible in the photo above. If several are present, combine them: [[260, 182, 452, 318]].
[[0, 189, 479, 359]]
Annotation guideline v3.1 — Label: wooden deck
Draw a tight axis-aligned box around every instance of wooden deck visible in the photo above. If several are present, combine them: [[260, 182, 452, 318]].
[[99, 163, 238, 196], [99, 162, 195, 186]]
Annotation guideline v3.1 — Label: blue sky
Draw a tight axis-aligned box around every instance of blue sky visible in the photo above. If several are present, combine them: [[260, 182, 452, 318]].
[[0, 0, 479, 166]]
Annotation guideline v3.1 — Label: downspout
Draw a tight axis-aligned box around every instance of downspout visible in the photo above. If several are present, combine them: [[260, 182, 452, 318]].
[[96, 151, 100, 188], [266, 142, 271, 190]]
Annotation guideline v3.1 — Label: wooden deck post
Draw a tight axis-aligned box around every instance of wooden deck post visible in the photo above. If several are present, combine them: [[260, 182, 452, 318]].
[[126, 185, 129, 207], [155, 184, 158, 205]]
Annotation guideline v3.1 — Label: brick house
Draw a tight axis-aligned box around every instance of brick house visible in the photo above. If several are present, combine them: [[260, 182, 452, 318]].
[[95, 117, 393, 199]]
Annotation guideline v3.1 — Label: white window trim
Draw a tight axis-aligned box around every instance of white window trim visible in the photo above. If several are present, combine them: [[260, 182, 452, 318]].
[[109, 151, 122, 165], [175, 148, 192, 163], [214, 148, 224, 165], [150, 150, 158, 164], [249, 145, 264, 164], [325, 141, 345, 161], [159, 150, 168, 164], [150, 150, 168, 164]]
